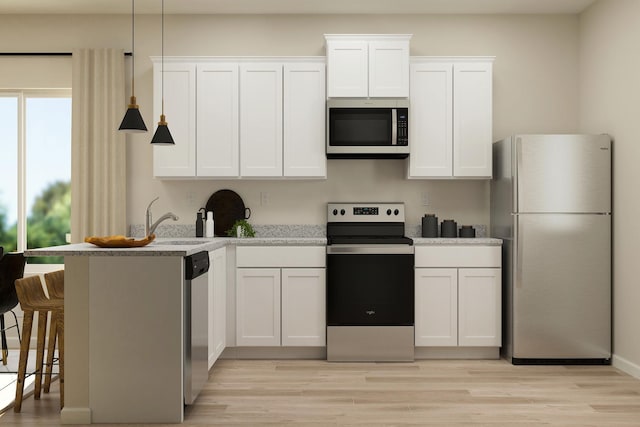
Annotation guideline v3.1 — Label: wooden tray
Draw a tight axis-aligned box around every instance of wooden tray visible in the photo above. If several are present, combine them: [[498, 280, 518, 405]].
[[205, 189, 251, 236], [84, 234, 156, 248]]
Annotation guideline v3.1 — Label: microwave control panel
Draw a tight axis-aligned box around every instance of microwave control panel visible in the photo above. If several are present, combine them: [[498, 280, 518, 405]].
[[397, 108, 408, 146]]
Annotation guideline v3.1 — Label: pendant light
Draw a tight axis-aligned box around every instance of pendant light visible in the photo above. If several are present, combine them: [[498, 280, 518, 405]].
[[151, 0, 175, 145], [118, 0, 147, 132]]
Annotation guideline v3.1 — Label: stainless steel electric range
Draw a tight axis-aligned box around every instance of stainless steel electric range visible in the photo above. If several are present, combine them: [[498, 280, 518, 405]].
[[326, 202, 415, 362]]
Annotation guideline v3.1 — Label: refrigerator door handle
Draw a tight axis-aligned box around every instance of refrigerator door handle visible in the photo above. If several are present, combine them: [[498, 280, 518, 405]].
[[515, 137, 523, 213], [515, 215, 523, 288]]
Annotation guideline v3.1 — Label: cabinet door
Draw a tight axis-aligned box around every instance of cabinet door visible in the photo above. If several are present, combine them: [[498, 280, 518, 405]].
[[236, 268, 281, 346], [283, 63, 326, 178], [458, 268, 501, 346], [197, 63, 239, 177], [453, 61, 493, 178], [326, 40, 368, 97], [281, 268, 326, 346], [210, 247, 227, 367], [239, 63, 283, 177], [415, 268, 458, 346], [408, 62, 453, 178], [153, 62, 196, 177], [369, 40, 409, 97]]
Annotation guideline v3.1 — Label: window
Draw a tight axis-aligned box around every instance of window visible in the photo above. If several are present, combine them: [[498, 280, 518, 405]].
[[0, 90, 72, 266]]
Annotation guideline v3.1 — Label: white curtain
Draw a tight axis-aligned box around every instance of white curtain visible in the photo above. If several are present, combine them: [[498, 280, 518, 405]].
[[71, 48, 126, 242]]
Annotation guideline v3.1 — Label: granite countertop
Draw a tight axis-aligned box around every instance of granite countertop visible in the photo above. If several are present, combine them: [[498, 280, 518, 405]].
[[25, 235, 502, 257], [25, 237, 328, 257], [24, 223, 501, 257]]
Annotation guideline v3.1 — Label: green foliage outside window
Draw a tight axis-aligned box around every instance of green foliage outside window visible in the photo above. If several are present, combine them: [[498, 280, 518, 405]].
[[0, 180, 70, 264]]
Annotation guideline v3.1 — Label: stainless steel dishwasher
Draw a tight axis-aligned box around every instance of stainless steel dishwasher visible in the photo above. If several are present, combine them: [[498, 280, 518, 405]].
[[184, 251, 209, 405]]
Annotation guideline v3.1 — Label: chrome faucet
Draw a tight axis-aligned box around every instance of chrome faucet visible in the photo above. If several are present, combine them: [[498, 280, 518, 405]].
[[145, 197, 179, 236]]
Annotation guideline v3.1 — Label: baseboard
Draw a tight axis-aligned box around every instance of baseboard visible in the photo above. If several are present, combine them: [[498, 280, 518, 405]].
[[60, 407, 92, 425], [612, 354, 640, 379], [220, 347, 326, 360], [415, 346, 500, 359]]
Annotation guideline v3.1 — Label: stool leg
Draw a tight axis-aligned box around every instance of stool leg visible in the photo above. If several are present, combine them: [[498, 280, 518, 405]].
[[34, 310, 48, 400], [1, 314, 7, 365], [44, 311, 58, 393], [14, 310, 34, 413], [57, 310, 64, 409]]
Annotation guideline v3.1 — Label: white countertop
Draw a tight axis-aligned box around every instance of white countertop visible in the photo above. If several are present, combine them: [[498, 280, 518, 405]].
[[25, 236, 501, 257]]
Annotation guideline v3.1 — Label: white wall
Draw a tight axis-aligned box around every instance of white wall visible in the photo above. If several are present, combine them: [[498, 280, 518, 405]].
[[0, 13, 580, 230], [579, 0, 640, 376]]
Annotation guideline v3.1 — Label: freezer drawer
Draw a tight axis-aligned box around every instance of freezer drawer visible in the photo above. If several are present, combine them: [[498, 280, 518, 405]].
[[513, 213, 611, 360]]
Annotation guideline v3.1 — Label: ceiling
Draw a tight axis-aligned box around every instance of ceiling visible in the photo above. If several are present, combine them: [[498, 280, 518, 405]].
[[0, 0, 597, 15]]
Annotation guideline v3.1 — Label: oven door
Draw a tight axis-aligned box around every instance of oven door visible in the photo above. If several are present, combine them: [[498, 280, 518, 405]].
[[326, 245, 414, 326]]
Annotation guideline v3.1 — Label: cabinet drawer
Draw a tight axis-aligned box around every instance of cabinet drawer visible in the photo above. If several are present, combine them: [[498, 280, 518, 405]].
[[236, 246, 325, 268], [415, 246, 500, 268]]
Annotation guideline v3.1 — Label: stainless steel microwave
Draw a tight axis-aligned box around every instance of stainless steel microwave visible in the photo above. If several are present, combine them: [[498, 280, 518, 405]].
[[326, 99, 409, 159]]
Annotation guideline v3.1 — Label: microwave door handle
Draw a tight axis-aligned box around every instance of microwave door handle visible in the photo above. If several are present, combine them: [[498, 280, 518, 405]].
[[391, 108, 398, 145]]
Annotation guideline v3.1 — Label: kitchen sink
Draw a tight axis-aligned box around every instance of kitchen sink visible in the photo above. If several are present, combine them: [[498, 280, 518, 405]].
[[153, 240, 206, 245]]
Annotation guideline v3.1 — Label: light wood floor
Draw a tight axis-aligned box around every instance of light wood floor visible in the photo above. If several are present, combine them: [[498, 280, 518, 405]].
[[2, 358, 640, 426]]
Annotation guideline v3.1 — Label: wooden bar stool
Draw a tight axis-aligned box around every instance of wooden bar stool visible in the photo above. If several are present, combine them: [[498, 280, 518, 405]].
[[43, 270, 64, 393], [13, 275, 64, 412]]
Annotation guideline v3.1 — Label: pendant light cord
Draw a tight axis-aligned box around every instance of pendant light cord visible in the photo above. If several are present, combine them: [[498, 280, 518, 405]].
[[161, 0, 164, 117], [131, 0, 135, 97]]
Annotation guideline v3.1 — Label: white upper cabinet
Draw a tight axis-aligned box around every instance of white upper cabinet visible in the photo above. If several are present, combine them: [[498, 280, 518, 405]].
[[283, 63, 327, 178], [153, 62, 197, 177], [325, 35, 411, 98], [408, 62, 453, 177], [197, 63, 239, 177], [152, 57, 326, 179], [408, 57, 494, 179], [326, 40, 368, 97], [368, 40, 410, 97], [453, 61, 493, 177], [239, 63, 283, 177]]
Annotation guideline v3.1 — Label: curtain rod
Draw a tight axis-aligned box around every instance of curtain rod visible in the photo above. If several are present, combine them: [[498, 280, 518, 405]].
[[0, 52, 133, 56]]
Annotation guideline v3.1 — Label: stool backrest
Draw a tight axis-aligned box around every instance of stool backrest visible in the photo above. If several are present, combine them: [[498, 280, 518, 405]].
[[0, 252, 26, 313], [14, 275, 48, 311], [44, 270, 64, 299]]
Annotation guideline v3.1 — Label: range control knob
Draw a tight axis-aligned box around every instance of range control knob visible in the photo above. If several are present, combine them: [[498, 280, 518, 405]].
[[332, 209, 338, 216], [386, 209, 392, 215], [394, 209, 400, 215], [340, 209, 346, 215]]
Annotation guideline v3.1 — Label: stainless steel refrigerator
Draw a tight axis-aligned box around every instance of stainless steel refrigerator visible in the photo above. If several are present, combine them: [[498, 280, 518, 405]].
[[491, 134, 611, 364]]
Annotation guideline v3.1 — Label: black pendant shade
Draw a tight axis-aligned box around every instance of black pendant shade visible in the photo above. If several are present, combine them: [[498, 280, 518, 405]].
[[119, 96, 147, 132], [151, 114, 175, 145], [119, 0, 147, 133], [151, 0, 174, 146]]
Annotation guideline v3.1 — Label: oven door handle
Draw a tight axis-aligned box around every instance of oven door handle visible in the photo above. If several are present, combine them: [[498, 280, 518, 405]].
[[327, 245, 414, 255]]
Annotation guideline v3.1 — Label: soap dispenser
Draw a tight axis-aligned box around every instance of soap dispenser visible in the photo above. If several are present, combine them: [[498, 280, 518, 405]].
[[195, 208, 205, 237], [205, 211, 215, 237]]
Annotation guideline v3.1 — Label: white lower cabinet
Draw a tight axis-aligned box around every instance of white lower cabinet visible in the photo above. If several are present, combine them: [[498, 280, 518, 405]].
[[236, 268, 281, 346], [415, 246, 501, 348], [281, 268, 326, 346], [458, 268, 501, 346], [235, 246, 326, 347], [208, 247, 227, 369]]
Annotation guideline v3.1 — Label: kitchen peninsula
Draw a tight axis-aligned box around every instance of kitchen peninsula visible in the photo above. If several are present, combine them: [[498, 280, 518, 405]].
[[26, 235, 500, 424], [25, 237, 325, 424]]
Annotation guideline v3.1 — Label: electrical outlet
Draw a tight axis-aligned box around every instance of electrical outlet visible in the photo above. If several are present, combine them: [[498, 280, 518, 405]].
[[186, 191, 196, 207], [260, 192, 269, 206], [421, 191, 429, 206]]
